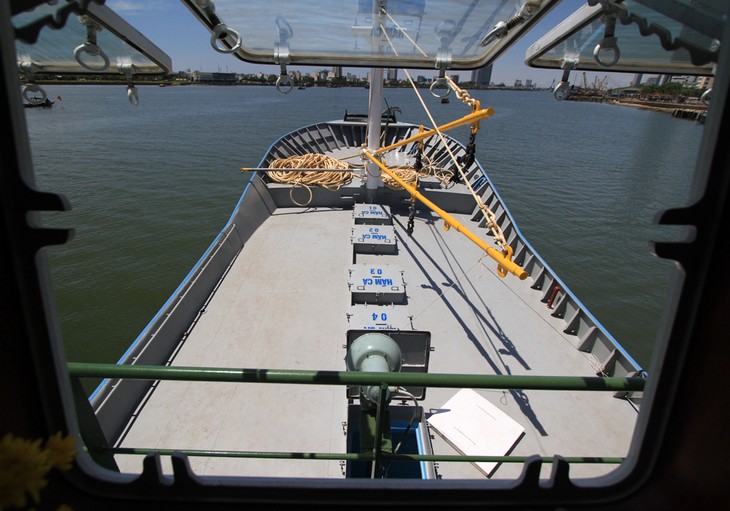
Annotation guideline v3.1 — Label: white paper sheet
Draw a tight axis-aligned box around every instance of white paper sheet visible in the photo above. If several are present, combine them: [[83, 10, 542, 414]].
[[427, 388, 525, 477]]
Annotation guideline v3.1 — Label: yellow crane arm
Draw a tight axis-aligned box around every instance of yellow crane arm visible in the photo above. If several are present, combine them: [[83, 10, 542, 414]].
[[373, 108, 494, 155], [362, 150, 528, 280]]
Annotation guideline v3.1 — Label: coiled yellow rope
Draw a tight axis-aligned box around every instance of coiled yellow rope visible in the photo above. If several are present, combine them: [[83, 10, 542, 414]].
[[381, 165, 420, 190], [267, 154, 355, 190], [267, 153, 453, 191], [266, 152, 454, 206], [266, 154, 356, 206], [380, 157, 454, 190]]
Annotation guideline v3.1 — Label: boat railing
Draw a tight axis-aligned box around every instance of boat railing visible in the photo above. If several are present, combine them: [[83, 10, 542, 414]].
[[468, 162, 644, 380], [69, 362, 645, 472]]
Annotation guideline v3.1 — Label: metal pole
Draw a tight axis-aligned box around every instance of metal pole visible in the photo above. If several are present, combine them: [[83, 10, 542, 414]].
[[110, 446, 625, 465], [68, 363, 646, 392], [371, 384, 389, 478], [365, 0, 385, 199], [366, 71, 383, 197]]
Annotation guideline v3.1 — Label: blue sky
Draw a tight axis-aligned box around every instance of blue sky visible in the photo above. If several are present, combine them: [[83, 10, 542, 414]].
[[107, 0, 633, 88]]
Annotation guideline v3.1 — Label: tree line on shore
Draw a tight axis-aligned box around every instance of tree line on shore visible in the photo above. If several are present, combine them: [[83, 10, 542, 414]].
[[638, 82, 706, 98]]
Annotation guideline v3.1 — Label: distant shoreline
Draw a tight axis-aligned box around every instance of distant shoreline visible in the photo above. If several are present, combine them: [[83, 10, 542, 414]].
[[562, 93, 707, 118], [610, 97, 707, 113], [26, 79, 707, 117], [26, 78, 551, 92]]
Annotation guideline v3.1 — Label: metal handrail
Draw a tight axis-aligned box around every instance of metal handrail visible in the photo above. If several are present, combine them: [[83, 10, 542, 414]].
[[107, 447, 624, 465], [70, 362, 643, 469], [68, 363, 646, 391]]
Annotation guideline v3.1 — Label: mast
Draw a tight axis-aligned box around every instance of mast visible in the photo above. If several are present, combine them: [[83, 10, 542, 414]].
[[365, 0, 386, 200], [366, 69, 384, 197]]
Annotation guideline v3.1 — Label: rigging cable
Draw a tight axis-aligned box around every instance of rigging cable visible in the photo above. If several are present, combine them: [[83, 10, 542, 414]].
[[378, 13, 509, 253], [407, 126, 425, 236], [382, 388, 420, 478]]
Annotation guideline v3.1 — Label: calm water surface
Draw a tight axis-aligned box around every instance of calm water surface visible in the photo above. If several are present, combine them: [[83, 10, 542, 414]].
[[25, 85, 703, 369]]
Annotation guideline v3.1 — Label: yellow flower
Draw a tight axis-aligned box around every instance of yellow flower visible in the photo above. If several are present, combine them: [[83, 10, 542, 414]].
[[45, 433, 76, 472], [0, 434, 52, 510]]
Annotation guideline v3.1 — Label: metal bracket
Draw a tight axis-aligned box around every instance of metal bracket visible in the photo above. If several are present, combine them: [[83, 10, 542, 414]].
[[701, 88, 712, 106], [21, 83, 47, 104], [589, 0, 719, 66], [594, 14, 620, 67], [210, 23, 242, 54], [479, 1, 541, 47], [553, 57, 579, 101], [274, 43, 292, 95], [118, 60, 139, 106], [200, 0, 242, 54], [479, 20, 509, 47], [430, 49, 452, 98], [74, 15, 110, 71], [274, 17, 294, 94], [18, 59, 48, 105]]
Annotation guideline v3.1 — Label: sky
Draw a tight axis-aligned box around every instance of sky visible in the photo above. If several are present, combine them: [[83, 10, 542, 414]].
[[107, 0, 633, 88]]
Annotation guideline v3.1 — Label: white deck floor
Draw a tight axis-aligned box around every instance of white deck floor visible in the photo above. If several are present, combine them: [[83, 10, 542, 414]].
[[115, 205, 638, 481]]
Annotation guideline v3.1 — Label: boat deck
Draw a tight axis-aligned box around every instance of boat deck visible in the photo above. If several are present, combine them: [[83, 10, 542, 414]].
[[114, 202, 638, 480]]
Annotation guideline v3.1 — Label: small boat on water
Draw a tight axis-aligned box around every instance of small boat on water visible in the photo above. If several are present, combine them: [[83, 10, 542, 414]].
[[23, 97, 53, 108], [3, 0, 729, 508]]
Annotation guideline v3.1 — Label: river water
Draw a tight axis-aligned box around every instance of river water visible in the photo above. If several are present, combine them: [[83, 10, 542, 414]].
[[24, 84, 703, 370]]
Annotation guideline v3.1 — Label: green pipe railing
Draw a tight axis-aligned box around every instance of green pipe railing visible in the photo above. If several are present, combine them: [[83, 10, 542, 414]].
[[106, 447, 624, 465], [70, 362, 643, 471], [373, 384, 389, 478], [68, 363, 646, 392]]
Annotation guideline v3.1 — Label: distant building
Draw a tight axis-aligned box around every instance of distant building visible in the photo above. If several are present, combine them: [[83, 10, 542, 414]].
[[190, 71, 237, 84], [631, 73, 643, 86], [525, 79, 533, 88], [386, 68, 398, 81], [514, 79, 522, 88], [470, 64, 492, 87], [697, 75, 714, 90]]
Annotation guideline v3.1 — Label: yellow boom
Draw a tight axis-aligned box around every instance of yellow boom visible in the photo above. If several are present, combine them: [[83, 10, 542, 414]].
[[373, 108, 495, 155], [363, 150, 528, 280]]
